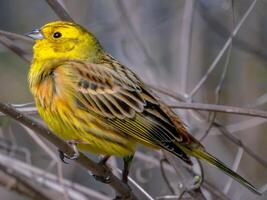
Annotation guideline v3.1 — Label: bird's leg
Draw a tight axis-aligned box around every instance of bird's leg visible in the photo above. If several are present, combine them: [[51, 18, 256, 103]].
[[98, 155, 110, 165], [122, 154, 134, 184], [58, 139, 80, 163], [91, 155, 112, 183], [113, 155, 134, 200]]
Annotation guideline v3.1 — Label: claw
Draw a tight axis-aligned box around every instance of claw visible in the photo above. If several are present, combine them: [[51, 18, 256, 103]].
[[58, 150, 69, 164], [66, 140, 79, 159], [92, 174, 111, 183], [87, 156, 111, 183], [98, 155, 110, 165], [58, 140, 80, 163]]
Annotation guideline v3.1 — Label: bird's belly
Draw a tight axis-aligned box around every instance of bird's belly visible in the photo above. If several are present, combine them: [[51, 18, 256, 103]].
[[36, 101, 135, 156]]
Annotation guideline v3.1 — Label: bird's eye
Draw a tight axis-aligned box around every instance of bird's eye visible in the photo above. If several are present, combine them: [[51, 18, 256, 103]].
[[53, 32, 62, 38]]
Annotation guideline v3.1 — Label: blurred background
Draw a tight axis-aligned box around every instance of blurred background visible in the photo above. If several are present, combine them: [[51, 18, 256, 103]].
[[0, 0, 267, 199]]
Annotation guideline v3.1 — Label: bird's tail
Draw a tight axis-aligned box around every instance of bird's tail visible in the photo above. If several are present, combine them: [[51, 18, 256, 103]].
[[181, 146, 261, 195]]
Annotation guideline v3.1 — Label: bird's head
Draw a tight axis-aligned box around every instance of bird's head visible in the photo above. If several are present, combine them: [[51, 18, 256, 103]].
[[27, 21, 103, 61]]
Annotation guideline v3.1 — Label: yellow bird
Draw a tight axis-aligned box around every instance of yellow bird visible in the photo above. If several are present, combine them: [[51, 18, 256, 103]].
[[27, 21, 260, 194]]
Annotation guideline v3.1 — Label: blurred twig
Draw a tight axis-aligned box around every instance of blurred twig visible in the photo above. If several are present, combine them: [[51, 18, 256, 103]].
[[0, 152, 109, 200], [188, 0, 259, 98], [197, 0, 267, 63], [0, 164, 58, 200], [178, 0, 195, 93], [213, 121, 267, 168], [170, 102, 267, 119], [202, 181, 231, 200], [0, 30, 32, 43], [223, 147, 244, 194], [115, 1, 158, 67], [45, 0, 73, 22], [0, 36, 31, 62], [160, 158, 176, 195], [115, 168, 154, 200], [5, 99, 267, 120]]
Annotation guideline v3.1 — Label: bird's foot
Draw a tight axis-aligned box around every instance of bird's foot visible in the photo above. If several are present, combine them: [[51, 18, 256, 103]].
[[90, 155, 111, 183], [58, 140, 80, 164], [98, 155, 110, 165], [192, 175, 202, 189], [92, 173, 112, 184]]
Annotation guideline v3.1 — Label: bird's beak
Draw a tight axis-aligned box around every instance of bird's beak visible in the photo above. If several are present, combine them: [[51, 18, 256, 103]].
[[25, 29, 44, 40]]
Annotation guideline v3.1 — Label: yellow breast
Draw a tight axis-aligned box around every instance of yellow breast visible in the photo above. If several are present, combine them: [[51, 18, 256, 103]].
[[29, 64, 136, 156]]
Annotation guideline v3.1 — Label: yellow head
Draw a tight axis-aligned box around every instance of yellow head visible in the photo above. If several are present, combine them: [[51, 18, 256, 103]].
[[27, 21, 103, 61]]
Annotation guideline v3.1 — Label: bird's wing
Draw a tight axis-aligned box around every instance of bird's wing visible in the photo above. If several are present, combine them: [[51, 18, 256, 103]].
[[64, 57, 200, 164]]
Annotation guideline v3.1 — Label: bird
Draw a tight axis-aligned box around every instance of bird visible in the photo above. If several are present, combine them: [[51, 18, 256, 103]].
[[27, 21, 261, 194]]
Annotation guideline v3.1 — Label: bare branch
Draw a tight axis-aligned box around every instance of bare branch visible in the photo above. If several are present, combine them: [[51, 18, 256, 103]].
[[115, 168, 154, 200], [170, 102, 267, 119], [213, 122, 267, 168], [0, 164, 59, 200], [188, 0, 259, 98], [0, 36, 31, 62], [0, 152, 109, 200], [45, 0, 74, 22], [223, 147, 244, 194], [0, 30, 32, 43], [115, 1, 158, 67], [178, 0, 195, 93], [197, 1, 267, 63], [202, 181, 231, 200]]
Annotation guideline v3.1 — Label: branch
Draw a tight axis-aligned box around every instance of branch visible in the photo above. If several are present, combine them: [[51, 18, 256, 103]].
[[170, 102, 267, 119], [197, 1, 267, 63], [188, 0, 259, 98], [0, 30, 32, 43], [0, 152, 109, 200], [45, 0, 74, 22], [115, 1, 158, 67], [0, 102, 138, 199], [0, 164, 59, 200], [213, 122, 267, 168], [0, 36, 31, 63]]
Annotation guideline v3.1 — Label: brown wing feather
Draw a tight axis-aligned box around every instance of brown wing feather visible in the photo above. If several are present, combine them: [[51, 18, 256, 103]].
[[64, 56, 202, 164]]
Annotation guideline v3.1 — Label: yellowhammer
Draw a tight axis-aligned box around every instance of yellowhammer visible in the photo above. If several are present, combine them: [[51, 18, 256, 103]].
[[27, 21, 260, 194]]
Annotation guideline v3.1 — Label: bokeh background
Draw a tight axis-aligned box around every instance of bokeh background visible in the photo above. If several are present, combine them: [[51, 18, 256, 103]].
[[0, 0, 267, 199]]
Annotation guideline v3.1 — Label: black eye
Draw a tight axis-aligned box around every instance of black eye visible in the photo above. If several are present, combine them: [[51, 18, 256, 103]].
[[53, 32, 62, 38]]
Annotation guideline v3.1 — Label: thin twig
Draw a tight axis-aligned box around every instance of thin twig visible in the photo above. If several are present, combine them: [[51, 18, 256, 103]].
[[115, 168, 154, 200], [170, 102, 267, 119], [0, 164, 58, 200], [223, 147, 244, 194], [0, 30, 33, 43], [160, 158, 176, 195], [178, 0, 195, 93], [202, 181, 231, 200], [45, 0, 74, 22], [0, 152, 109, 200], [197, 1, 267, 63], [225, 118, 267, 134], [213, 121, 267, 168], [6, 101, 267, 120], [21, 125, 69, 200], [115, 1, 158, 68], [188, 0, 259, 98], [200, 0, 234, 141], [0, 36, 31, 62]]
